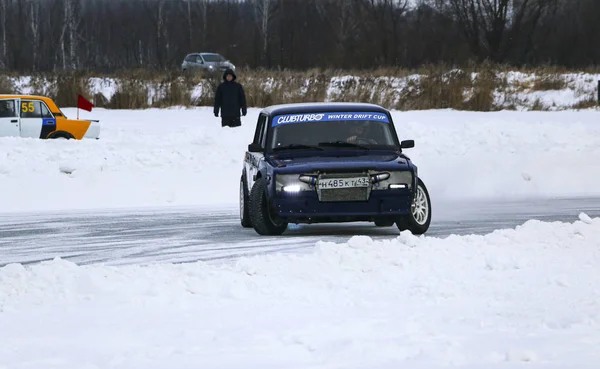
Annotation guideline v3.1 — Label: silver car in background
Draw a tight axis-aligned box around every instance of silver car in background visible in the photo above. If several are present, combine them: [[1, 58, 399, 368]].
[[181, 52, 236, 73]]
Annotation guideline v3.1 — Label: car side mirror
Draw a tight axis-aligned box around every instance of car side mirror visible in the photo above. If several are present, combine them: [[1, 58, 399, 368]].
[[400, 140, 415, 149], [248, 143, 263, 153]]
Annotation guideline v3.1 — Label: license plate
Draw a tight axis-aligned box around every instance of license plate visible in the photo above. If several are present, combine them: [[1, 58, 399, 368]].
[[317, 177, 370, 189]]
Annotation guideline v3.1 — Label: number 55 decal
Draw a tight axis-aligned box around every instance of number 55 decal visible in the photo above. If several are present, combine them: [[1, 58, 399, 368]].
[[21, 102, 34, 113]]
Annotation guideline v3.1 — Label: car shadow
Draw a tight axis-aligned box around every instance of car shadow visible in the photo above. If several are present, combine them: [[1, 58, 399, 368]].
[[273, 223, 402, 237]]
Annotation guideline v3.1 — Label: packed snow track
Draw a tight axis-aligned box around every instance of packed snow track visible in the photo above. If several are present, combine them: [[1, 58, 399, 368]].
[[1, 197, 599, 267], [2, 210, 599, 368]]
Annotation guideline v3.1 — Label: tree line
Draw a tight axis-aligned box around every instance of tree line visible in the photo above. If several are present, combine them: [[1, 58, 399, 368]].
[[0, 0, 598, 73]]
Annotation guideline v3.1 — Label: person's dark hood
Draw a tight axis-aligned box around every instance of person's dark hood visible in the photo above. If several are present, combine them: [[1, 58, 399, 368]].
[[223, 68, 236, 81]]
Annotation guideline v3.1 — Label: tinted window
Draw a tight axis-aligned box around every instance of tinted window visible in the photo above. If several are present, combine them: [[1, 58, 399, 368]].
[[0, 99, 17, 118], [254, 114, 267, 147], [19, 100, 54, 119], [268, 112, 397, 150], [20, 100, 42, 118], [202, 54, 224, 62], [40, 102, 53, 118]]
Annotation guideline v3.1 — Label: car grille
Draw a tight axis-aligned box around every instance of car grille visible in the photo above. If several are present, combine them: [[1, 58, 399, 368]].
[[317, 172, 371, 202], [320, 187, 369, 202]]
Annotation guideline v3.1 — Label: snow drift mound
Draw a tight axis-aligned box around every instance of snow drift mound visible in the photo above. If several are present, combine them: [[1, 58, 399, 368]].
[[1, 215, 599, 368]]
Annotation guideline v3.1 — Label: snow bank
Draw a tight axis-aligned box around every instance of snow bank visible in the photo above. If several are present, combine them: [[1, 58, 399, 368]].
[[1, 216, 599, 368], [0, 108, 599, 213], [494, 71, 600, 110], [6, 71, 600, 111]]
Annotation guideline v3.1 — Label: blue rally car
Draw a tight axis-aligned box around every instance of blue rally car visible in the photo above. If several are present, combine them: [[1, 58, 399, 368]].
[[240, 102, 432, 236]]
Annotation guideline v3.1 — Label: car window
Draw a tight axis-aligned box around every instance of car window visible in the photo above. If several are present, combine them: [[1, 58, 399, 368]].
[[0, 99, 17, 118], [20, 100, 43, 118], [40, 102, 54, 118], [268, 112, 397, 150], [202, 54, 224, 62], [19, 100, 53, 119], [254, 114, 267, 148]]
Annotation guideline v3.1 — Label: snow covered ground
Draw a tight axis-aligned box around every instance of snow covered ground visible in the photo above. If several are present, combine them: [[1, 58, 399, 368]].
[[1, 214, 599, 368], [0, 107, 599, 213], [1, 107, 600, 367]]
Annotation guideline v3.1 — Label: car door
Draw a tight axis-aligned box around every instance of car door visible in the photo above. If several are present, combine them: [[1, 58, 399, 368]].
[[19, 99, 55, 138], [0, 98, 21, 137]]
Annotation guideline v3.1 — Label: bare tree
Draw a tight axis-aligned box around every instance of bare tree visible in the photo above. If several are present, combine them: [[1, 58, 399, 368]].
[[441, 0, 558, 62], [187, 0, 193, 49], [0, 0, 593, 72], [0, 0, 6, 68], [315, 0, 361, 68], [253, 0, 278, 66], [29, 0, 40, 70], [57, 0, 79, 69]]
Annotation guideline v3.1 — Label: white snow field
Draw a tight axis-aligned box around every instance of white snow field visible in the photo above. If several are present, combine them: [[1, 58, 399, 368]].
[[1, 107, 600, 368], [0, 107, 599, 214], [1, 214, 599, 368]]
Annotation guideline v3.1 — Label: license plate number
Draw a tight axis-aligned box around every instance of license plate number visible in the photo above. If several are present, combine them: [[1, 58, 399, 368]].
[[317, 177, 370, 189]]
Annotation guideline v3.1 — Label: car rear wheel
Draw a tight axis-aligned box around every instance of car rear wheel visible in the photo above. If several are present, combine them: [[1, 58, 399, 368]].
[[47, 131, 75, 140], [249, 177, 288, 235], [396, 178, 431, 235], [240, 174, 252, 228]]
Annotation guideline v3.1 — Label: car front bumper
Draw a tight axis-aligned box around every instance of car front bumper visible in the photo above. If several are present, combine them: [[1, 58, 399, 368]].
[[272, 188, 413, 223]]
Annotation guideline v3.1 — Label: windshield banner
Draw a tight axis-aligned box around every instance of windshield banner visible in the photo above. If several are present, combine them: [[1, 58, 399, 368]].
[[272, 112, 390, 126]]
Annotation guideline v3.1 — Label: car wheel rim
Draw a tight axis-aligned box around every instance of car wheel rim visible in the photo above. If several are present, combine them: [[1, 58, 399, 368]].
[[411, 185, 429, 226]]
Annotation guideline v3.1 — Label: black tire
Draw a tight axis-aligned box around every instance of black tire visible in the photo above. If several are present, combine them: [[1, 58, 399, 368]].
[[374, 220, 395, 227], [249, 177, 288, 235], [396, 177, 432, 235], [240, 174, 252, 228], [48, 131, 74, 140]]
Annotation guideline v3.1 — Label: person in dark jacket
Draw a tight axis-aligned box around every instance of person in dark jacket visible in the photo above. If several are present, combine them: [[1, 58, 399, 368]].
[[213, 68, 247, 127]]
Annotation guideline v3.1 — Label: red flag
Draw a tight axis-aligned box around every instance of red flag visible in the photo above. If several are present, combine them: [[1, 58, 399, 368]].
[[77, 94, 94, 112]]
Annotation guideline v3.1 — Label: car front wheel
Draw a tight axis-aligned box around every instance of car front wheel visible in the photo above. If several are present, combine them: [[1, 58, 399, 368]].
[[396, 178, 431, 235], [240, 174, 252, 228], [249, 177, 288, 235]]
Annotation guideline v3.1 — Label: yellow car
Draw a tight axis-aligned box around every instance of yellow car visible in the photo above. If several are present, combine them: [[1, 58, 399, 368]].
[[0, 94, 100, 139]]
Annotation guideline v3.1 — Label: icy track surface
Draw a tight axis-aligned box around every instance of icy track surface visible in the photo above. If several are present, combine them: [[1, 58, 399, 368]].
[[2, 215, 600, 368], [1, 107, 600, 213]]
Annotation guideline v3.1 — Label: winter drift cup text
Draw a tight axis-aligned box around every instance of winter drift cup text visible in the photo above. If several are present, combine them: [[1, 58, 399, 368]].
[[273, 112, 390, 126]]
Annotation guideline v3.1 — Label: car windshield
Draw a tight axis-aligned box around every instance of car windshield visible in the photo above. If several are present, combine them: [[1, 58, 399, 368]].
[[268, 111, 398, 151], [202, 54, 225, 62]]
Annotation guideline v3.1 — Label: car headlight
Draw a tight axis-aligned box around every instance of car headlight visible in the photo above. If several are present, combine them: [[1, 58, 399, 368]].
[[371, 171, 413, 190], [275, 174, 314, 192]]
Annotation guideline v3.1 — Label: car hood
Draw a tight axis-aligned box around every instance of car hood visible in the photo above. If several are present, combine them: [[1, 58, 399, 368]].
[[268, 152, 412, 173], [207, 60, 233, 66]]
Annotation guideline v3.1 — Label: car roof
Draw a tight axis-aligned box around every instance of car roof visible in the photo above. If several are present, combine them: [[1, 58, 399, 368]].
[[261, 102, 390, 116], [186, 52, 222, 56], [186, 52, 220, 55], [1, 94, 47, 99], [0, 94, 54, 104], [0, 94, 62, 112]]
